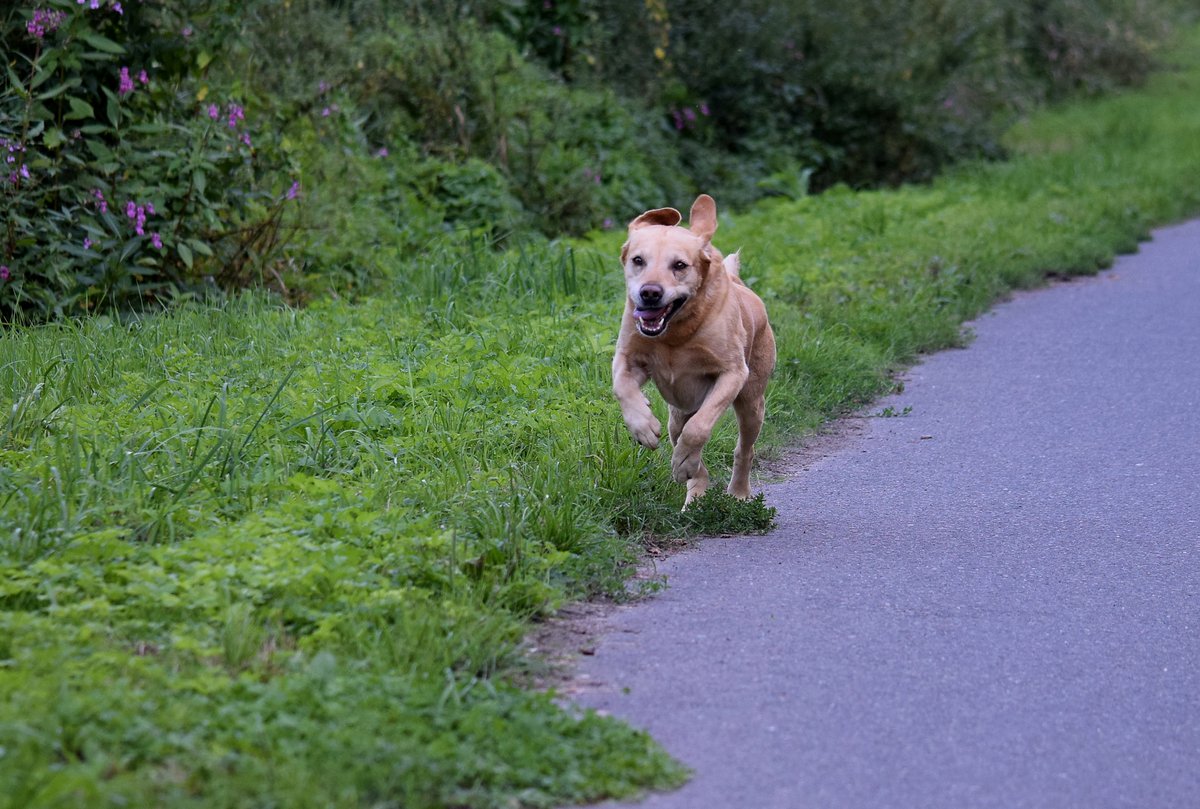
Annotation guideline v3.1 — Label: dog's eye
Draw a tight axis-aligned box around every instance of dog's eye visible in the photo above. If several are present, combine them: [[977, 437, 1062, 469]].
[[631, 255, 645, 267], [672, 260, 688, 272]]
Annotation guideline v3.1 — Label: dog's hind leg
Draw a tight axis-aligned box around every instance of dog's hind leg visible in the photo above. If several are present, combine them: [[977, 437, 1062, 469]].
[[670, 406, 710, 508], [728, 393, 765, 499]]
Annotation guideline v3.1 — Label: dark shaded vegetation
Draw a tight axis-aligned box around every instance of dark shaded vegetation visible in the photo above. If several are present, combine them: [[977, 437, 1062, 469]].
[[2, 0, 1191, 318]]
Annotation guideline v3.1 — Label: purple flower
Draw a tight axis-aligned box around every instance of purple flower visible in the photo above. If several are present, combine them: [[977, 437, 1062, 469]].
[[83, 237, 93, 250], [138, 69, 149, 85], [126, 201, 147, 235], [227, 103, 244, 129], [114, 2, 123, 14], [145, 202, 155, 216], [699, 102, 711, 116], [150, 232, 163, 250], [321, 107, 332, 118], [375, 147, 389, 158], [207, 104, 219, 120], [241, 133, 252, 147], [286, 181, 301, 200], [92, 188, 108, 213], [90, 0, 100, 9], [552, 25, 564, 37], [19, 165, 30, 180], [0, 265, 9, 281], [182, 25, 193, 38], [26, 8, 66, 39], [118, 66, 135, 96]]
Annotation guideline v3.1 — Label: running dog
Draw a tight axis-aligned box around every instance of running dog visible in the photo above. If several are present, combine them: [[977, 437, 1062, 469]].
[[612, 194, 776, 507]]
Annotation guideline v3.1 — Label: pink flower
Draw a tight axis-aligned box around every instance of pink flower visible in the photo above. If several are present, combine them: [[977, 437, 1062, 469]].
[[118, 66, 134, 96]]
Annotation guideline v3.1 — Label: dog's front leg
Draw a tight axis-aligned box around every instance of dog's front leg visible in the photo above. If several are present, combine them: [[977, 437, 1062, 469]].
[[613, 354, 661, 449], [671, 367, 749, 484]]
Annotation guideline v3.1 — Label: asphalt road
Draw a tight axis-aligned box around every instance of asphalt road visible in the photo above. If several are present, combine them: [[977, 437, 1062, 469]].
[[573, 219, 1200, 809]]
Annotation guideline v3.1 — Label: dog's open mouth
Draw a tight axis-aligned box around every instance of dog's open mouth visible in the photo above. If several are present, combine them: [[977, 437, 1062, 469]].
[[633, 297, 687, 337]]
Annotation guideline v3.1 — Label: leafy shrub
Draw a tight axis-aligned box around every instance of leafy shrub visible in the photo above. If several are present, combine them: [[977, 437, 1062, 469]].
[[0, 0, 300, 321], [2, 0, 1188, 319], [537, 0, 1184, 189], [230, 0, 689, 242]]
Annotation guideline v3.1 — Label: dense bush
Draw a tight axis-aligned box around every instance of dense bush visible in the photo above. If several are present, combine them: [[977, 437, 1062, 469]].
[[2, 0, 1188, 319], [563, 0, 1184, 190], [1, 0, 302, 321]]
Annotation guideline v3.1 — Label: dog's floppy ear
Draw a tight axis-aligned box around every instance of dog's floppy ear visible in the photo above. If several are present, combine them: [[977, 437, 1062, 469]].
[[628, 207, 682, 232], [688, 194, 718, 243]]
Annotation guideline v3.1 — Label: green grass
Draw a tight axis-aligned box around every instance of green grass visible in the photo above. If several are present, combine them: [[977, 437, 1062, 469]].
[[3, 24, 1200, 809]]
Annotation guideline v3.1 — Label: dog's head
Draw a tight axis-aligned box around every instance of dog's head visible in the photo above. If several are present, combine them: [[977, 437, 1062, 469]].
[[620, 194, 722, 339]]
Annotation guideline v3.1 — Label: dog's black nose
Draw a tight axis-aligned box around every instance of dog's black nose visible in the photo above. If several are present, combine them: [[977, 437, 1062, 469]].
[[639, 285, 664, 306]]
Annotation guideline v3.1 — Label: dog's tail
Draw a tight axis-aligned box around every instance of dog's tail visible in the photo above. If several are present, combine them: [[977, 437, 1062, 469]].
[[725, 250, 742, 278]]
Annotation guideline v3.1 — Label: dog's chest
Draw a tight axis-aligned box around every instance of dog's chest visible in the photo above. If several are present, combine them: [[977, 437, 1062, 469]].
[[645, 350, 717, 413]]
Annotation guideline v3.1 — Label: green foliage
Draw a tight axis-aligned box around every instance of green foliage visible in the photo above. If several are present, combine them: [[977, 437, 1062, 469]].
[[1, 0, 301, 321], [3, 0, 1188, 318], [682, 491, 778, 535], [4, 12, 1200, 809], [571, 0, 1184, 190]]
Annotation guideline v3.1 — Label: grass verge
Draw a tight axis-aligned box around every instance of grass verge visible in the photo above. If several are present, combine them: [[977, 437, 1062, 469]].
[[3, 24, 1200, 809]]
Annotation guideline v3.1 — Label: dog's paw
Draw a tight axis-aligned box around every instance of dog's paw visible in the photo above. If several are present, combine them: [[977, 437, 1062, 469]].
[[625, 411, 661, 449], [671, 442, 702, 483]]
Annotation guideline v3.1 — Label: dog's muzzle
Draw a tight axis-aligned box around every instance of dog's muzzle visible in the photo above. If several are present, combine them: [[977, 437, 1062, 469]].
[[633, 297, 687, 337]]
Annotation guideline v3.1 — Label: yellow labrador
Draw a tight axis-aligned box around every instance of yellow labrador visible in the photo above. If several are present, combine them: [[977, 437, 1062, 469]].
[[612, 194, 776, 507]]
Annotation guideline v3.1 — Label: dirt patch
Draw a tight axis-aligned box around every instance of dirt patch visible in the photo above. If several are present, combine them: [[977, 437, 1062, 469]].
[[518, 600, 618, 695]]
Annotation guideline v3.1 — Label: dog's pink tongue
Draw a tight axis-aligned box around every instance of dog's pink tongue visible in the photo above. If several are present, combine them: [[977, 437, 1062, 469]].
[[634, 306, 668, 320]]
